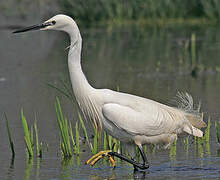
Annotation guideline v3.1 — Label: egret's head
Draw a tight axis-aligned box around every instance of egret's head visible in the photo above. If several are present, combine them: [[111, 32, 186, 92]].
[[13, 14, 78, 34]]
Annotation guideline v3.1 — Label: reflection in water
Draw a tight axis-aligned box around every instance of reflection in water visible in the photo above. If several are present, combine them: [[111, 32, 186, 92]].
[[35, 158, 41, 180], [6, 158, 15, 180], [24, 158, 33, 180], [61, 157, 74, 180], [133, 170, 149, 180], [169, 140, 177, 161]]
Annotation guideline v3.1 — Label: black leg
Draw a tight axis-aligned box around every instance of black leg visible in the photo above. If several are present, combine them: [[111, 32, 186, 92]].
[[108, 145, 149, 170], [137, 145, 149, 166]]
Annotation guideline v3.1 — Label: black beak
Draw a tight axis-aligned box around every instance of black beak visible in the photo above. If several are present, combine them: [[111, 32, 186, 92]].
[[13, 22, 53, 34]]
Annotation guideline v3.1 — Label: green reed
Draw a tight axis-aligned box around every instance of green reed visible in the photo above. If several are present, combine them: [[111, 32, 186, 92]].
[[48, 78, 75, 106], [204, 117, 211, 143], [92, 125, 98, 154], [49, 82, 97, 155], [4, 113, 15, 158], [191, 33, 196, 68], [197, 136, 204, 158], [183, 136, 189, 155], [103, 131, 108, 150], [108, 135, 113, 150], [69, 122, 77, 154], [55, 97, 72, 157], [75, 121, 80, 155], [215, 119, 220, 144], [169, 140, 177, 161], [34, 120, 42, 158], [78, 112, 95, 153], [21, 110, 34, 158]]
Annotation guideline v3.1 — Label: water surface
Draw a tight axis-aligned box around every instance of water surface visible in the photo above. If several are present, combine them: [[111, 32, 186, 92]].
[[0, 15, 220, 179]]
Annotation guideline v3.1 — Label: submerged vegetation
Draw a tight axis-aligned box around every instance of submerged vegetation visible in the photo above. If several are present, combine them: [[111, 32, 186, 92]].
[[59, 0, 220, 25]]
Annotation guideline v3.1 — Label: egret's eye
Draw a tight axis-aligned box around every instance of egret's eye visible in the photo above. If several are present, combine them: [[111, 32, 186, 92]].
[[52, 20, 56, 25]]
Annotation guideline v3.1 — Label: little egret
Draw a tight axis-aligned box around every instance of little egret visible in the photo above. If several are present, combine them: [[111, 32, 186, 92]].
[[13, 14, 206, 170]]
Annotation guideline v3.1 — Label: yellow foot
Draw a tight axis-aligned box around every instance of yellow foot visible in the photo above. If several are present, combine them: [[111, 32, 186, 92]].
[[86, 150, 115, 167]]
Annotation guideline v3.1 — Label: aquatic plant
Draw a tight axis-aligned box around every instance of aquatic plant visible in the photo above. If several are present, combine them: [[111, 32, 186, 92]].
[[215, 120, 220, 144], [48, 78, 75, 106], [75, 121, 80, 155], [78, 112, 94, 153], [21, 110, 34, 158], [103, 131, 108, 150], [55, 97, 72, 157], [169, 140, 177, 161], [92, 125, 98, 154], [69, 122, 77, 154], [197, 136, 204, 158], [49, 81, 109, 155], [183, 136, 189, 155], [191, 33, 196, 68], [204, 117, 211, 143], [34, 120, 42, 158], [4, 113, 15, 158]]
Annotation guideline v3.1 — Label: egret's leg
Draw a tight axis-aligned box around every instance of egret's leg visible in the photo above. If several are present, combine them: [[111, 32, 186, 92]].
[[108, 150, 149, 170], [137, 145, 149, 166], [86, 145, 149, 170]]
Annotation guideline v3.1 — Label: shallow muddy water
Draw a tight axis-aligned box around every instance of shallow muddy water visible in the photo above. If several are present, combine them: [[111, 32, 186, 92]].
[[0, 13, 220, 179]]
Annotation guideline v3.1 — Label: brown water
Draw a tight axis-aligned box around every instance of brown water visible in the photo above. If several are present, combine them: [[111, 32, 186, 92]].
[[0, 12, 220, 180]]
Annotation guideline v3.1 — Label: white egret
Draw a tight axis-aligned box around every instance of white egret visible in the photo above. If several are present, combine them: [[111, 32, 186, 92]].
[[13, 14, 206, 170]]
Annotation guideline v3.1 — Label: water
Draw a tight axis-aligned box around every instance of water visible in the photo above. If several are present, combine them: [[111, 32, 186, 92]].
[[1, 15, 220, 179]]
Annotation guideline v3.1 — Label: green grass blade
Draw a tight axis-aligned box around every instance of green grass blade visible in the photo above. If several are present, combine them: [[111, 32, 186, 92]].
[[116, 85, 120, 92], [75, 121, 80, 154], [39, 142, 43, 158], [78, 112, 93, 152], [21, 110, 33, 158], [215, 121, 220, 144], [103, 131, 108, 150], [24, 136, 33, 158], [69, 122, 77, 153], [30, 126, 34, 148], [108, 135, 112, 149], [191, 33, 196, 68], [64, 117, 72, 156], [55, 97, 72, 157], [204, 117, 211, 143], [4, 113, 15, 157], [92, 126, 98, 154], [48, 83, 71, 99], [34, 120, 40, 157]]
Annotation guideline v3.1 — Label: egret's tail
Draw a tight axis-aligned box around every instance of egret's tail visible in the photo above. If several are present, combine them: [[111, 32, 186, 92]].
[[185, 113, 206, 128], [183, 124, 203, 137], [174, 92, 206, 137]]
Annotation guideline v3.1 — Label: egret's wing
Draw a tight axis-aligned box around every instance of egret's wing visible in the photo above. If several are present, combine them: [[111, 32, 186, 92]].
[[102, 103, 178, 136]]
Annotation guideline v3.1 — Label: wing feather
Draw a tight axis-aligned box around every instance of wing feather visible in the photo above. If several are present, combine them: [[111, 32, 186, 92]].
[[102, 103, 181, 136]]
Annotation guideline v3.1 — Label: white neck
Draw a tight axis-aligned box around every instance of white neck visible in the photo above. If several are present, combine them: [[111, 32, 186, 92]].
[[67, 31, 94, 102], [65, 22, 102, 129]]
